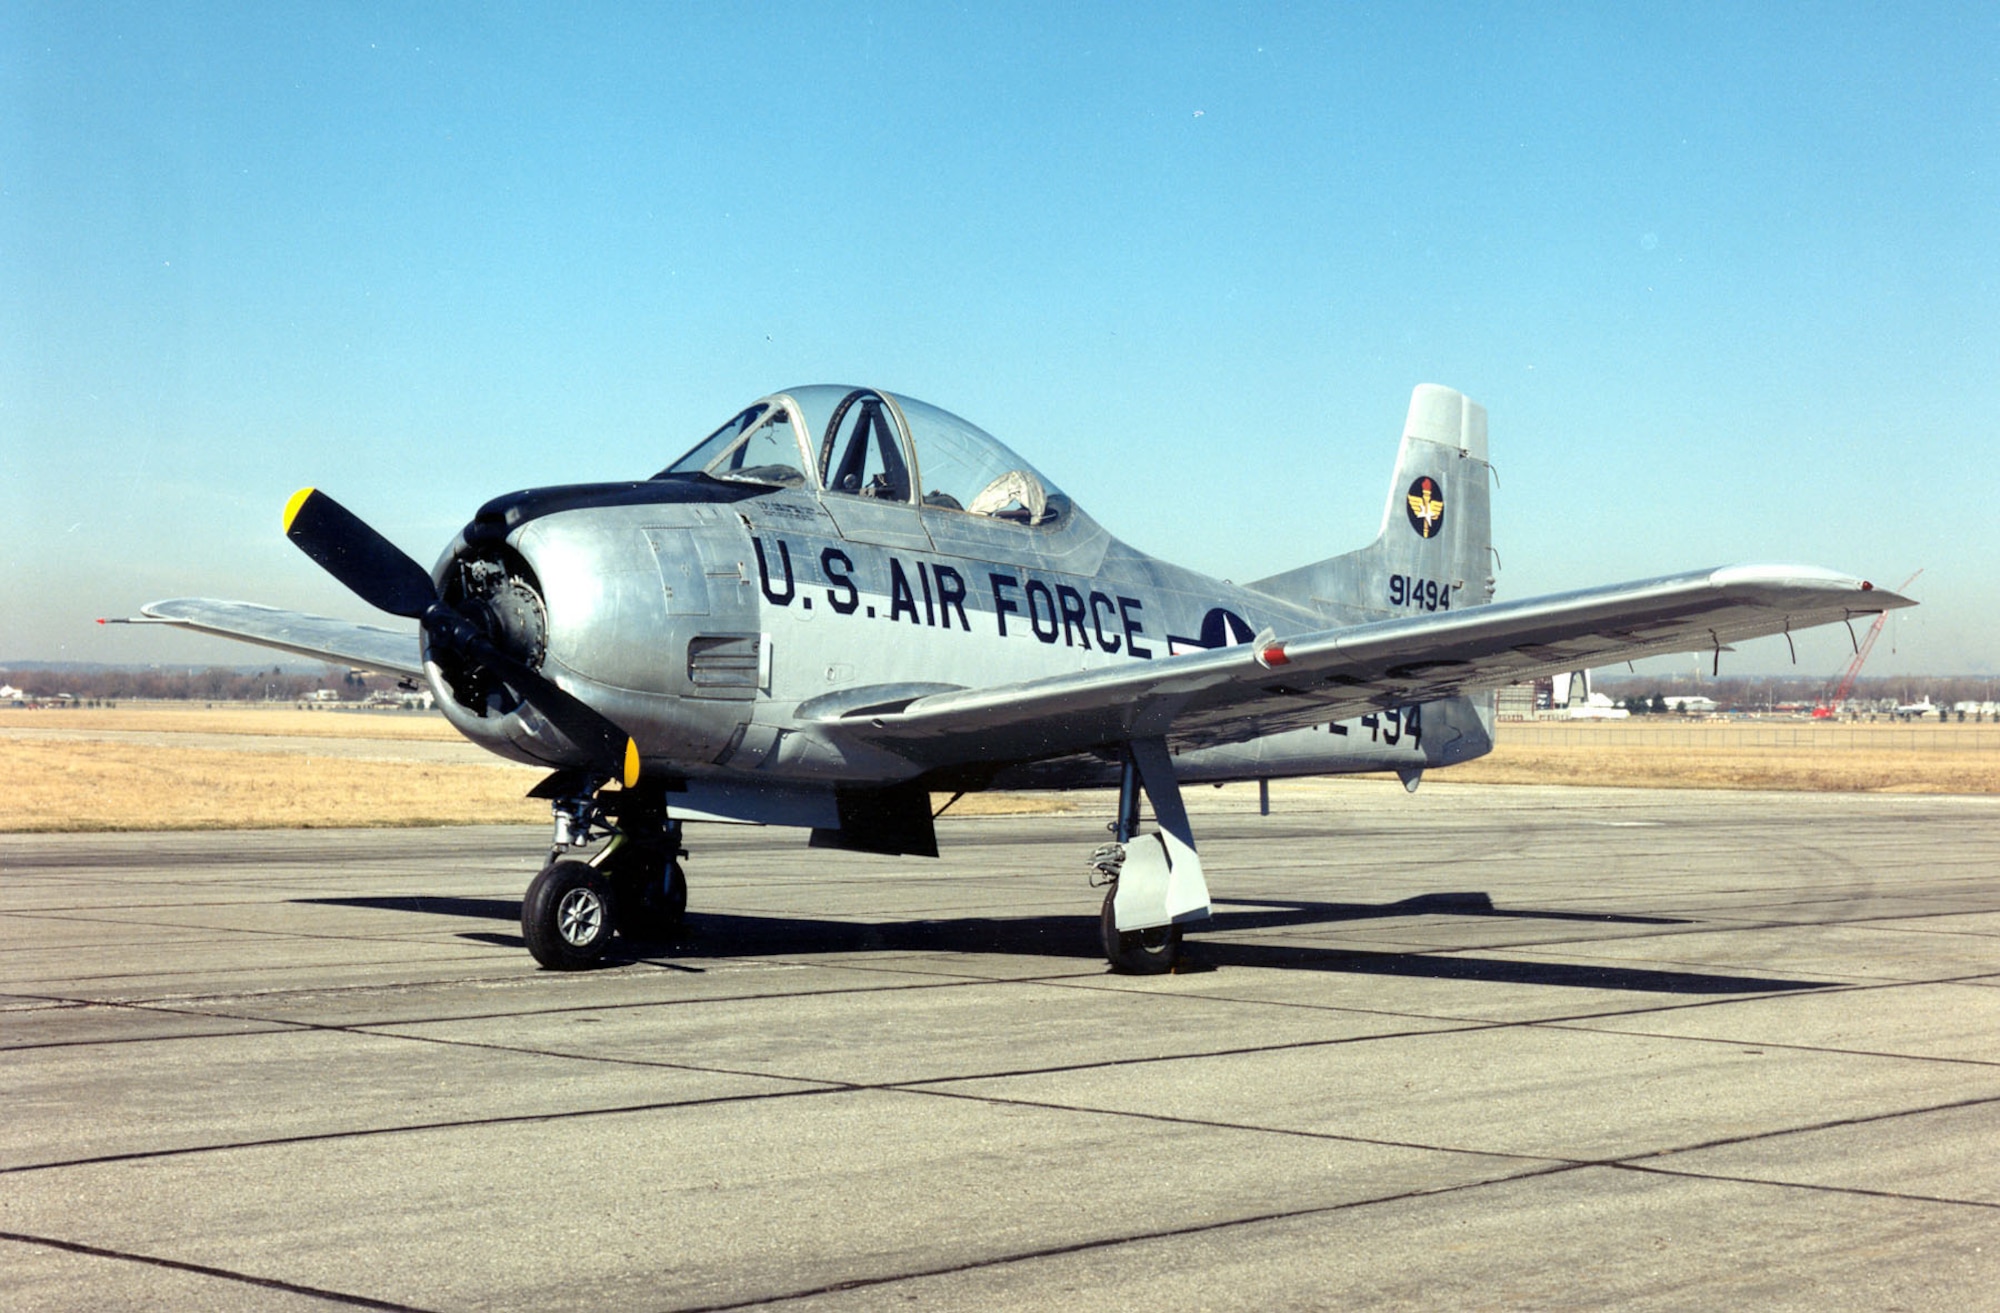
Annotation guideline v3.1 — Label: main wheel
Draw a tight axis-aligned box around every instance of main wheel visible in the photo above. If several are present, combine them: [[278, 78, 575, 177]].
[[522, 859, 618, 970], [614, 853, 687, 944], [1100, 887, 1182, 975]]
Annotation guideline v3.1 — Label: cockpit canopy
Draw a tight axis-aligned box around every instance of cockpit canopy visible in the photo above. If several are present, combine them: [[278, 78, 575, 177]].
[[655, 385, 1068, 526]]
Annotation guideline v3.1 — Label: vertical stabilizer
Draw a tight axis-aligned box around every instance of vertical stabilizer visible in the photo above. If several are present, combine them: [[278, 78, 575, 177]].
[[1248, 384, 1495, 621]]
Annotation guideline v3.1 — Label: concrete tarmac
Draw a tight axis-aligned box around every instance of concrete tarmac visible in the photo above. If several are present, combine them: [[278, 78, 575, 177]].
[[3, 782, 1998, 1310]]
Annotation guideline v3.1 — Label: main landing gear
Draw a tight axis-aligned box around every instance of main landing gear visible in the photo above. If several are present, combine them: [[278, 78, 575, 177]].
[[522, 786, 687, 970], [1091, 738, 1212, 975]]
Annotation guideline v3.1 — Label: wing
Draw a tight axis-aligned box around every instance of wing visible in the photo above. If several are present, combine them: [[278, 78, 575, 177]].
[[120, 598, 425, 679], [808, 564, 1910, 769]]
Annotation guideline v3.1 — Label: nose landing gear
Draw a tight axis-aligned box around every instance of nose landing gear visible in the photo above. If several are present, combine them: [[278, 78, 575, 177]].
[[523, 784, 687, 970]]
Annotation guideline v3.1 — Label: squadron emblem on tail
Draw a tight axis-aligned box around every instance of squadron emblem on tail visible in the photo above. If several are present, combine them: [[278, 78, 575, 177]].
[[1405, 476, 1445, 538]]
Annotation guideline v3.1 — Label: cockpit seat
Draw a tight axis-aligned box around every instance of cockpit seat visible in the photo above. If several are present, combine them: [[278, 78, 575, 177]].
[[864, 471, 906, 500]]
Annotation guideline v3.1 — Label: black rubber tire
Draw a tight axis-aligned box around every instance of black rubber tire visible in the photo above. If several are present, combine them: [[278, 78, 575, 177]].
[[614, 854, 688, 944], [1100, 887, 1182, 975], [522, 859, 618, 970]]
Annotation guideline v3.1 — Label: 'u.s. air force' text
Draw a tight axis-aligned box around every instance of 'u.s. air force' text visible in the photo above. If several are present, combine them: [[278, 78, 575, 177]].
[[752, 537, 1154, 657]]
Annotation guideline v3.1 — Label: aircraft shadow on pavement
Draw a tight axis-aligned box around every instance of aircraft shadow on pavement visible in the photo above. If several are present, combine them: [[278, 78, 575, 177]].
[[299, 893, 1823, 996]]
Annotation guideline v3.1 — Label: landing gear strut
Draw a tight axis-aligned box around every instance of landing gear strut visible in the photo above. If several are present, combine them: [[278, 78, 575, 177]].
[[522, 785, 687, 970], [1094, 738, 1210, 975]]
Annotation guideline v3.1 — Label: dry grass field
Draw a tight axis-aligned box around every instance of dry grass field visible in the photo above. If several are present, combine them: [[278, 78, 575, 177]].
[[3, 702, 466, 740], [0, 737, 550, 831], [1457, 719, 2000, 794], [0, 704, 1072, 832], [1, 703, 541, 831], [2, 704, 1995, 832]]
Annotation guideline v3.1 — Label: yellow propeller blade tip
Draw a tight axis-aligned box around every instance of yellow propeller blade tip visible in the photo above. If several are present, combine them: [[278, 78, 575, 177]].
[[282, 487, 317, 535], [622, 739, 641, 789]]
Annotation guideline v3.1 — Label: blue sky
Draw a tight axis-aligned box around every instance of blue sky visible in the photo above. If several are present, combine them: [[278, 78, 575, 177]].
[[4, 4, 1994, 676]]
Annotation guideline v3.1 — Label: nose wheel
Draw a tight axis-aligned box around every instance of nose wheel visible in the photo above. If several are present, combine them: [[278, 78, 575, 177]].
[[524, 783, 688, 969], [522, 859, 617, 969]]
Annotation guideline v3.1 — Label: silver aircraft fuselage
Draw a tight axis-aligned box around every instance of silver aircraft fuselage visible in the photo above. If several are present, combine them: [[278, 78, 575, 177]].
[[426, 456, 1489, 800]]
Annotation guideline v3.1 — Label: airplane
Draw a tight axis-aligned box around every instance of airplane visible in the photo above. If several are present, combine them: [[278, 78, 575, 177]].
[[1894, 696, 1936, 720], [1550, 669, 1630, 720], [121, 383, 1914, 973]]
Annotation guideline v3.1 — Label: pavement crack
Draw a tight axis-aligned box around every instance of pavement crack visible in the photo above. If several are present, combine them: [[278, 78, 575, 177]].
[[0, 1229, 436, 1310], [0, 1085, 849, 1178], [661, 1162, 1588, 1312], [1534, 1016, 2000, 1069], [1616, 1091, 2000, 1167], [880, 1082, 1566, 1166], [1606, 1161, 2000, 1210]]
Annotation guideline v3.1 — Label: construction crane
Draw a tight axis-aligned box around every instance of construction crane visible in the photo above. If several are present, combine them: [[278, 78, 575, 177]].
[[1813, 568, 1922, 718]]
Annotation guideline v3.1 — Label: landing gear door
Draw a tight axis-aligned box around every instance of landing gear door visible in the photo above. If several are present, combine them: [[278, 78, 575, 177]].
[[1112, 832, 1211, 932]]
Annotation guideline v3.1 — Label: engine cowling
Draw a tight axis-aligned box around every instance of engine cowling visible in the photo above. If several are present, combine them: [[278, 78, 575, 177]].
[[425, 503, 756, 773]]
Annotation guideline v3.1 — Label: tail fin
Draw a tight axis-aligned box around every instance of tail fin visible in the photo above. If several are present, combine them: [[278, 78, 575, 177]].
[[1551, 669, 1590, 708], [1248, 384, 1495, 620]]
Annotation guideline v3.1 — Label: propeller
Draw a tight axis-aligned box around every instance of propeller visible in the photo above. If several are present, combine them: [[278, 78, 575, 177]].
[[282, 487, 640, 788], [282, 487, 438, 619]]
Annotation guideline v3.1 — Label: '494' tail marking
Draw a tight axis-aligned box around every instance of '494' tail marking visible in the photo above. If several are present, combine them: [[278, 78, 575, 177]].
[[1327, 704, 1422, 747]]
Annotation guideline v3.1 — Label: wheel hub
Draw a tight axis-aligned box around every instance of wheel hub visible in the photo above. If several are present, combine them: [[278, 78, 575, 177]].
[[555, 887, 604, 946]]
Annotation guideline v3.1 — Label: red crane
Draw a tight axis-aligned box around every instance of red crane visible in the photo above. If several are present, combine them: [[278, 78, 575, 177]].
[[1813, 568, 1922, 718]]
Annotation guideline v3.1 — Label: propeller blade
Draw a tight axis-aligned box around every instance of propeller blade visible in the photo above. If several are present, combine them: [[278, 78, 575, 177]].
[[283, 488, 439, 619]]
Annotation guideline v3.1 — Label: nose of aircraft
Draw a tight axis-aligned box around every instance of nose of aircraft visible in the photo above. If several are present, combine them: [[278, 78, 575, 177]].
[[430, 488, 771, 777], [281, 487, 638, 784]]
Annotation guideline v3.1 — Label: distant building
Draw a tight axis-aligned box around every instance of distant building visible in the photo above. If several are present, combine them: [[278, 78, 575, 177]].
[[362, 688, 436, 710], [1498, 671, 1632, 720], [1496, 683, 1537, 720]]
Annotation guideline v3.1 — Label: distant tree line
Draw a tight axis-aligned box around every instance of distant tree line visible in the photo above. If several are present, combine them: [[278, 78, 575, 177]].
[[1, 665, 392, 702]]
